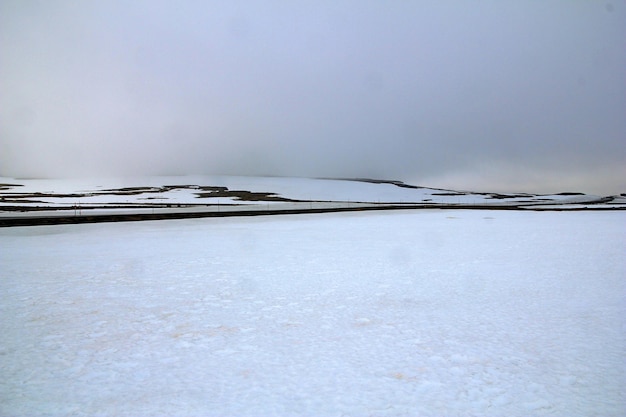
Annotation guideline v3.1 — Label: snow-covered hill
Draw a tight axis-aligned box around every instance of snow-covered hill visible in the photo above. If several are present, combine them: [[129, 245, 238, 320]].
[[1, 176, 623, 227]]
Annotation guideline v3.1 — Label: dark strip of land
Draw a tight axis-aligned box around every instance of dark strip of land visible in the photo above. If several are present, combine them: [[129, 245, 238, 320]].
[[1, 203, 624, 227]]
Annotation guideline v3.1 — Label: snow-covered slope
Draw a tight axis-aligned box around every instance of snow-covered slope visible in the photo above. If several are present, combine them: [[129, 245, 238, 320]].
[[1, 176, 621, 220], [1, 209, 624, 416]]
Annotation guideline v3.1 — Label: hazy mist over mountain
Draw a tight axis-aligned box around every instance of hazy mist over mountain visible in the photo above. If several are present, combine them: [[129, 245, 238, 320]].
[[1, 1, 624, 194]]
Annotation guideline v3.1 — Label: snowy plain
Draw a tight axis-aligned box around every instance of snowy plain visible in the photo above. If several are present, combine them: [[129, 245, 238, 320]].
[[1, 207, 625, 416]]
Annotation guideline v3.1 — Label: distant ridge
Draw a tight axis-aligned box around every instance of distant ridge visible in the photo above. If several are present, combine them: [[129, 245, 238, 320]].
[[1, 175, 624, 227]]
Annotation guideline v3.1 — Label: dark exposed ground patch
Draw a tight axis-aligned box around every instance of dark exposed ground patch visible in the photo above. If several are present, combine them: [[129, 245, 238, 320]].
[[194, 189, 302, 202], [96, 185, 228, 196], [0, 184, 298, 203], [0, 199, 48, 204], [0, 183, 24, 191], [431, 192, 466, 196], [486, 193, 532, 199]]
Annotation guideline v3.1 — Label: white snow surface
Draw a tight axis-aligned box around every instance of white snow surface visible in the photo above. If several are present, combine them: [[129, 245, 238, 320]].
[[1, 209, 625, 416], [0, 176, 612, 210]]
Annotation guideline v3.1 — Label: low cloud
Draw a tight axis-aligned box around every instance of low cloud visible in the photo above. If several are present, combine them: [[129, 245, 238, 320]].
[[1, 1, 624, 194]]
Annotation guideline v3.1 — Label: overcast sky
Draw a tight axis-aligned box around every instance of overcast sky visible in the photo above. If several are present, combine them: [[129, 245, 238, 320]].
[[1, 1, 624, 194]]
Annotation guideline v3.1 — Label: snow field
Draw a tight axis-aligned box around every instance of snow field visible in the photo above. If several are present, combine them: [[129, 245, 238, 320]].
[[1, 175, 612, 210], [1, 210, 625, 416]]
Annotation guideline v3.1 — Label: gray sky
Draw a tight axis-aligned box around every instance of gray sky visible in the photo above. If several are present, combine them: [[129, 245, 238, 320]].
[[1, 1, 624, 194]]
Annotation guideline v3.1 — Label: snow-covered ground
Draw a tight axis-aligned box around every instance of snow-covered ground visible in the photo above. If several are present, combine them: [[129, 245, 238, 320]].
[[1, 176, 617, 212], [1, 209, 624, 416]]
